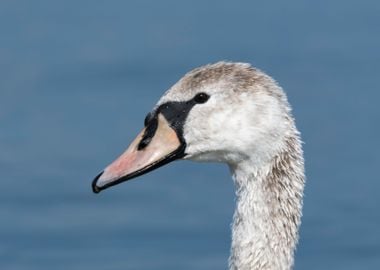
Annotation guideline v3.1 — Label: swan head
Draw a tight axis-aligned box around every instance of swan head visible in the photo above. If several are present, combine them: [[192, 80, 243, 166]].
[[92, 62, 293, 193]]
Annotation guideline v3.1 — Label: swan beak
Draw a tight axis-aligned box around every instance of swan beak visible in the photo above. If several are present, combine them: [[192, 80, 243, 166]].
[[92, 114, 184, 193]]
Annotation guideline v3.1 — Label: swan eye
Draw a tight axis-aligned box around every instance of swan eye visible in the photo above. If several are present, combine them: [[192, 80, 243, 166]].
[[194, 92, 210, 104]]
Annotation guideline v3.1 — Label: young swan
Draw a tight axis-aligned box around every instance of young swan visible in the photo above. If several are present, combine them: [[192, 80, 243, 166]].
[[92, 62, 305, 270]]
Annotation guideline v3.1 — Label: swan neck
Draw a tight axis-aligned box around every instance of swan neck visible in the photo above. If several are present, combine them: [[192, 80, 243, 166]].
[[229, 136, 304, 270]]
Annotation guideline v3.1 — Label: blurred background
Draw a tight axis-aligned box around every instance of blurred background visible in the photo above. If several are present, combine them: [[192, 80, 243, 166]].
[[1, 0, 379, 269]]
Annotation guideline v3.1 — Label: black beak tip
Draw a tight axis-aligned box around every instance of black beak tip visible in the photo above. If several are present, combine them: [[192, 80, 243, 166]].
[[92, 171, 104, 194]]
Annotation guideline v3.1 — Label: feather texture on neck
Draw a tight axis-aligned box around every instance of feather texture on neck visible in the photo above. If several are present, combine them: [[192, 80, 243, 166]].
[[229, 133, 304, 270]]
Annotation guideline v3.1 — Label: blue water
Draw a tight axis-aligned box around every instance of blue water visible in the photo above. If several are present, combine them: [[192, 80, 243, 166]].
[[1, 1, 379, 269]]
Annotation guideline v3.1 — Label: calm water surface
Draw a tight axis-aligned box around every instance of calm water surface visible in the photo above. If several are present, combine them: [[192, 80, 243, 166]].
[[0, 1, 379, 269]]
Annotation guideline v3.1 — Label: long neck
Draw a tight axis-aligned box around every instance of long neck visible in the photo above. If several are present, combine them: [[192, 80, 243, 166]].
[[228, 136, 305, 270]]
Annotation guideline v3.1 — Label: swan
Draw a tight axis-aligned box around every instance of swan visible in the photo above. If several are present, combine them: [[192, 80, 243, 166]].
[[92, 62, 305, 270]]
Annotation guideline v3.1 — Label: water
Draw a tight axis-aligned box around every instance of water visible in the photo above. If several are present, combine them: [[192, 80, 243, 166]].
[[1, 1, 379, 269]]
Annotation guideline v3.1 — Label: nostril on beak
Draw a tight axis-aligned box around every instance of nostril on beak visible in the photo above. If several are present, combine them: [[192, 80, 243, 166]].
[[137, 136, 151, 150], [138, 115, 159, 151]]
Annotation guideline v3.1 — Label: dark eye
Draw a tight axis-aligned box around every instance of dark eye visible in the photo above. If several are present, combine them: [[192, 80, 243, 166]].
[[194, 92, 210, 104]]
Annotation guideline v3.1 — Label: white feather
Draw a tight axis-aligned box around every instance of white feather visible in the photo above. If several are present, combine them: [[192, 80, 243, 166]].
[[158, 62, 305, 270]]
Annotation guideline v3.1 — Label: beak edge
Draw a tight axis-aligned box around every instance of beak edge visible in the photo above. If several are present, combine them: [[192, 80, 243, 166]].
[[92, 171, 104, 194]]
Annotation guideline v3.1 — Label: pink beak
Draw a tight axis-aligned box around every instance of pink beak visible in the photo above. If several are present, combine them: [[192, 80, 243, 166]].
[[92, 114, 184, 193]]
